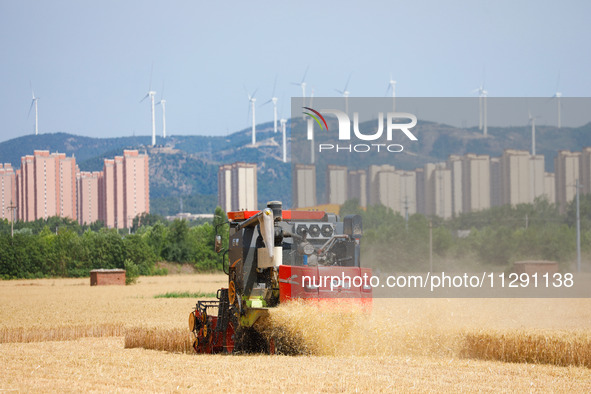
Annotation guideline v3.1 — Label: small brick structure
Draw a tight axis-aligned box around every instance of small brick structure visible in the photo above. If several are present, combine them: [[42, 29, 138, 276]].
[[90, 269, 126, 286], [513, 260, 559, 276]]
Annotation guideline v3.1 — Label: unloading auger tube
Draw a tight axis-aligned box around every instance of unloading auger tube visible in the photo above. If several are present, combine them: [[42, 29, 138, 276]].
[[188, 201, 372, 354]]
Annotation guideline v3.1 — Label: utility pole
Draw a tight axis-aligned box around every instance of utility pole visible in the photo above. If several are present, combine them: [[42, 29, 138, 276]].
[[576, 179, 582, 273], [429, 220, 433, 273], [7, 201, 17, 238]]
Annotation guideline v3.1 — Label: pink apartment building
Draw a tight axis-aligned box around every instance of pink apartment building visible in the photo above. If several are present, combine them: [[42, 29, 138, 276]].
[[98, 150, 149, 228], [6, 149, 149, 228], [77, 171, 100, 225], [16, 151, 77, 221], [0, 163, 16, 220]]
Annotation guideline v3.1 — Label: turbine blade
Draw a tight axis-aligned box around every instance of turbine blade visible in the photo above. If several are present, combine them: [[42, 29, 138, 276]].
[[301, 65, 309, 83], [27, 99, 34, 118], [344, 73, 352, 91], [140, 93, 149, 103]]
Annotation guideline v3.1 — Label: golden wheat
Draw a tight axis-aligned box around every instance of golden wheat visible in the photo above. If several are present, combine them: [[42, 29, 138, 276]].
[[124, 326, 194, 353], [4, 337, 591, 392], [462, 330, 591, 368], [2, 276, 591, 391], [0, 323, 124, 343]]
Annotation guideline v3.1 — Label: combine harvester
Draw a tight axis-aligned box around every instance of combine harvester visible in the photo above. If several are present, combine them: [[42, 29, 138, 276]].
[[188, 201, 372, 353]]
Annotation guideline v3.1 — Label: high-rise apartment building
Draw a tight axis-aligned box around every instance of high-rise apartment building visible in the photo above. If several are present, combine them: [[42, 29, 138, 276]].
[[348, 169, 367, 208], [448, 155, 463, 216], [9, 150, 148, 228], [16, 151, 77, 221], [368, 164, 395, 206], [544, 172, 555, 203], [0, 164, 16, 220], [490, 157, 502, 207], [77, 171, 100, 225], [580, 147, 591, 195], [121, 150, 150, 227], [462, 154, 490, 212], [326, 165, 348, 205], [217, 162, 258, 212], [501, 150, 532, 206], [424, 162, 452, 218], [555, 150, 580, 213], [292, 164, 316, 208], [217, 164, 233, 214]]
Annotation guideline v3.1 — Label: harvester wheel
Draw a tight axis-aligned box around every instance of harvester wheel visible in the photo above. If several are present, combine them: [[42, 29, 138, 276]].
[[188, 311, 196, 332], [201, 310, 207, 325], [203, 323, 208, 338]]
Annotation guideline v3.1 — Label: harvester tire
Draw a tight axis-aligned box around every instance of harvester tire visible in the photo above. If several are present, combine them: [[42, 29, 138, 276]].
[[188, 311, 196, 332]]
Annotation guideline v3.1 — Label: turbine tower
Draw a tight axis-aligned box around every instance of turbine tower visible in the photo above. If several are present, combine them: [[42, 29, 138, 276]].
[[529, 111, 537, 156], [473, 84, 488, 136], [141, 90, 157, 146], [28, 86, 39, 135], [552, 73, 562, 129], [263, 76, 278, 133], [247, 89, 257, 145], [552, 91, 562, 129], [385, 75, 397, 112], [292, 66, 309, 112], [336, 74, 351, 115], [280, 118, 287, 163]]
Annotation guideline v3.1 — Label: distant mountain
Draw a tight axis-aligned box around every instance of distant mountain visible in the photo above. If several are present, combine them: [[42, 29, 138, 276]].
[[1, 120, 590, 214], [0, 133, 152, 169]]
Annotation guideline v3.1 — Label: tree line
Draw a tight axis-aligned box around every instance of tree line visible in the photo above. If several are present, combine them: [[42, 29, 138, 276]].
[[2, 195, 589, 279], [0, 208, 228, 279], [340, 195, 591, 272]]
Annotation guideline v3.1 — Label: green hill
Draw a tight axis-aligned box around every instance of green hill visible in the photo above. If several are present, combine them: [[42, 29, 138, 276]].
[[2, 119, 591, 214]]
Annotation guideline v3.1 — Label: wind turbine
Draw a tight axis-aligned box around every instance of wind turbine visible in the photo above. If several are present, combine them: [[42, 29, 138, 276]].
[[528, 110, 538, 156], [552, 91, 562, 129], [28, 84, 39, 135], [292, 66, 309, 111], [156, 84, 166, 139], [473, 84, 488, 136], [336, 74, 351, 115], [140, 69, 156, 146], [280, 118, 287, 163], [262, 76, 278, 133], [385, 75, 397, 112], [247, 88, 258, 145], [550, 73, 562, 129]]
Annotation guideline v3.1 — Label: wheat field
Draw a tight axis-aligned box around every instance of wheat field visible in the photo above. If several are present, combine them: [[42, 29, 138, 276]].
[[1, 274, 591, 392]]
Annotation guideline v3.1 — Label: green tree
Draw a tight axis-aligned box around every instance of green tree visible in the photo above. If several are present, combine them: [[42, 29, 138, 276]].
[[123, 234, 156, 275], [163, 219, 193, 263], [190, 223, 218, 270]]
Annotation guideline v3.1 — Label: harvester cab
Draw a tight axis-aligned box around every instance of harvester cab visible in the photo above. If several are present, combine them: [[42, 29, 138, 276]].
[[189, 201, 372, 354]]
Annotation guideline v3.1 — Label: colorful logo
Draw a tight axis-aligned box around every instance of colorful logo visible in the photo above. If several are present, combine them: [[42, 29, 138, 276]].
[[302, 107, 328, 131]]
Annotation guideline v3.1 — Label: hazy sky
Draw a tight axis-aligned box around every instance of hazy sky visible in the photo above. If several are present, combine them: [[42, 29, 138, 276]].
[[0, 0, 589, 143]]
